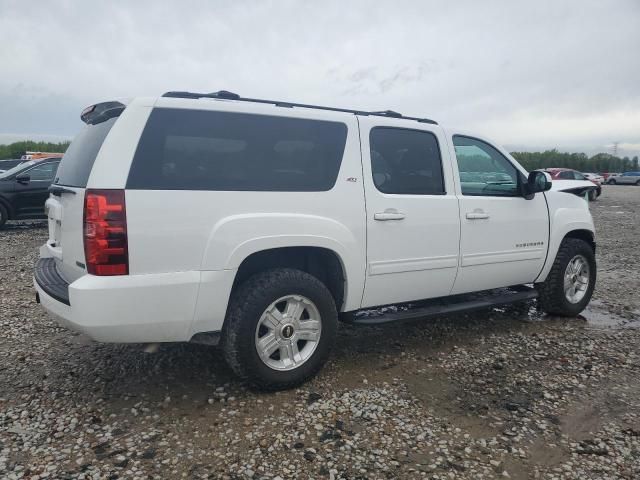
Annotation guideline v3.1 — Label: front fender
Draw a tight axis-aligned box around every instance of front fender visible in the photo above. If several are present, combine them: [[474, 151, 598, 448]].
[[535, 191, 595, 282]]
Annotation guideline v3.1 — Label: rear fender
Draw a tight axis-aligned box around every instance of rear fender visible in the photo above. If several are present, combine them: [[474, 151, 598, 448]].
[[200, 213, 364, 311]]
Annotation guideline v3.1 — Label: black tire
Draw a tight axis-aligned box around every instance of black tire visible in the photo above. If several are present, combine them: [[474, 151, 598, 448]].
[[636, 180, 640, 186], [536, 238, 596, 317], [222, 268, 338, 390], [0, 203, 8, 229], [608, 179, 616, 185]]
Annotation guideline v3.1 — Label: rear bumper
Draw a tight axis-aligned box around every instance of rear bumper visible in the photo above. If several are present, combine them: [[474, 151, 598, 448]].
[[34, 261, 226, 343], [34, 258, 70, 305]]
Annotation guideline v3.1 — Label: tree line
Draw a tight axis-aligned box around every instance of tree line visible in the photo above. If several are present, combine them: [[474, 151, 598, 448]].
[[0, 140, 70, 160], [511, 150, 639, 173], [1, 140, 638, 174]]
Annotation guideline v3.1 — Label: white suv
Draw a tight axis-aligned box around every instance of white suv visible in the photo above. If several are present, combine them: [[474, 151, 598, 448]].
[[34, 91, 596, 389]]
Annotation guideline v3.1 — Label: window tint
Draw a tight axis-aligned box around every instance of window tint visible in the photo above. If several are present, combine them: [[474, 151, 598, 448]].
[[25, 162, 59, 181], [453, 136, 520, 196], [55, 117, 117, 187], [558, 171, 573, 180], [127, 109, 348, 191], [573, 171, 586, 180], [369, 127, 445, 195]]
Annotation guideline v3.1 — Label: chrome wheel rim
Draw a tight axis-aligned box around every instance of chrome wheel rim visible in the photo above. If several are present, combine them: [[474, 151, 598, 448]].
[[254, 295, 322, 371], [564, 255, 590, 304]]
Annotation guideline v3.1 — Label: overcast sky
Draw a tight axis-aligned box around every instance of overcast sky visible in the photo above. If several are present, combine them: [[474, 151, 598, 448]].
[[1, 0, 639, 156]]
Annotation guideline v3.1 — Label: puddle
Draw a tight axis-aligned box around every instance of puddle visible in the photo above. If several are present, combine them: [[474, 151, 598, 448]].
[[578, 301, 640, 329]]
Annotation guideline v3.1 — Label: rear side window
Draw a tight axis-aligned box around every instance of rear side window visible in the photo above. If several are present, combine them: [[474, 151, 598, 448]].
[[127, 108, 348, 191], [369, 127, 445, 195], [54, 117, 117, 187]]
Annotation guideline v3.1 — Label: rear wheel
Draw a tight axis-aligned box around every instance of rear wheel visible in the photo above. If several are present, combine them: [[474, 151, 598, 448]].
[[536, 238, 596, 316], [222, 268, 338, 390], [609, 179, 617, 185], [636, 180, 640, 186], [0, 204, 7, 229]]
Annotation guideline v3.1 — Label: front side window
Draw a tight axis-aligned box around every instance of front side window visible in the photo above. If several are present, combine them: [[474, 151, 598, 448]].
[[369, 127, 445, 195], [127, 109, 348, 191], [453, 136, 520, 196], [558, 171, 573, 180], [25, 162, 59, 181], [573, 171, 586, 180]]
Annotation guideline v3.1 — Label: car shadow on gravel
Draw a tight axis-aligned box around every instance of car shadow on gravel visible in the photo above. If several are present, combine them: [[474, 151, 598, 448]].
[[37, 303, 539, 402], [37, 299, 634, 408]]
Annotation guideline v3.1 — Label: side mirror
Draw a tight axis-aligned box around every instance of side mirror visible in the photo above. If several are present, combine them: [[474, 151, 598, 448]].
[[523, 171, 551, 200], [15, 173, 30, 184]]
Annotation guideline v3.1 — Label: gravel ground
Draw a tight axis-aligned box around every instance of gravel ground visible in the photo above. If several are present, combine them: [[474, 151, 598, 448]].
[[1, 185, 639, 480]]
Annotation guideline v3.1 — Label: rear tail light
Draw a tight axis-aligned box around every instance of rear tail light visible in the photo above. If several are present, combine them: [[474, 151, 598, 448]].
[[83, 189, 129, 275]]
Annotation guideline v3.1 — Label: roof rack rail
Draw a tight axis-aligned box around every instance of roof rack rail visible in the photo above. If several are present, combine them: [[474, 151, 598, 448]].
[[161, 90, 438, 125]]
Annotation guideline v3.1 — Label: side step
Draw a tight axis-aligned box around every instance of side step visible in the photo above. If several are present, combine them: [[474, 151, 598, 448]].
[[341, 286, 538, 326]]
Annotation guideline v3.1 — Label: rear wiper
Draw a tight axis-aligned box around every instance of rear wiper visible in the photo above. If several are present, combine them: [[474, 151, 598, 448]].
[[48, 185, 77, 196]]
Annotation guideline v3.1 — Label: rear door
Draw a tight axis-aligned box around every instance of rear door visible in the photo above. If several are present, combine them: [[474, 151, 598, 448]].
[[359, 117, 460, 307], [45, 117, 119, 283]]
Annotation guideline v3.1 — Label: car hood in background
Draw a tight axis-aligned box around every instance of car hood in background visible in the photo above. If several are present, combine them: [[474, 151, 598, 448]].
[[550, 179, 597, 197]]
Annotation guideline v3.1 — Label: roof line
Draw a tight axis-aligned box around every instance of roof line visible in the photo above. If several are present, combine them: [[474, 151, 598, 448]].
[[161, 90, 438, 125]]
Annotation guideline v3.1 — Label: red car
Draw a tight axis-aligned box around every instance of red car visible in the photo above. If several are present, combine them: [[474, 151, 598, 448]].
[[544, 168, 601, 200]]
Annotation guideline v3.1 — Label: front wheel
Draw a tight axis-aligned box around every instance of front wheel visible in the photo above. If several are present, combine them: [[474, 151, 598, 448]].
[[222, 268, 338, 390], [608, 179, 616, 185], [536, 238, 596, 316]]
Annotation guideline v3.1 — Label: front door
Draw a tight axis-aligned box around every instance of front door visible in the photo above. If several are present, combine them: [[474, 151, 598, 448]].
[[359, 118, 460, 308], [448, 134, 549, 294]]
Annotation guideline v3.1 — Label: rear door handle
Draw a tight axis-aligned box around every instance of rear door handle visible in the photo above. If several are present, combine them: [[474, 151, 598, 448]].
[[374, 209, 406, 221], [466, 211, 490, 220]]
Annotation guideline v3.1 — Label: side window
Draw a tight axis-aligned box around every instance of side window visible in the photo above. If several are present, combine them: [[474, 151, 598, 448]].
[[369, 127, 445, 195], [558, 171, 573, 180], [573, 171, 586, 180], [453, 136, 519, 196], [25, 162, 59, 181], [127, 109, 348, 192]]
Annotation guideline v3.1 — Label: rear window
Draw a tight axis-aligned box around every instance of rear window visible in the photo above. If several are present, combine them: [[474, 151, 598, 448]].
[[126, 108, 348, 191], [54, 117, 117, 187]]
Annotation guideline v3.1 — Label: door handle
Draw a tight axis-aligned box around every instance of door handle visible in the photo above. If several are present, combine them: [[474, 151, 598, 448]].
[[466, 211, 490, 220], [374, 209, 406, 221]]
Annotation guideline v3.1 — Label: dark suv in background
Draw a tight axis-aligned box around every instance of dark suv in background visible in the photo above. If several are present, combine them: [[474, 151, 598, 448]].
[[0, 157, 61, 228]]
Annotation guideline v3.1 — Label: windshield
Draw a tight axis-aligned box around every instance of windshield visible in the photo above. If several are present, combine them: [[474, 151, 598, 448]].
[[0, 160, 35, 179]]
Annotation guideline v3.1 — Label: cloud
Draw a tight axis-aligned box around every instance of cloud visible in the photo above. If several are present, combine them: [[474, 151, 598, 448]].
[[0, 0, 638, 155]]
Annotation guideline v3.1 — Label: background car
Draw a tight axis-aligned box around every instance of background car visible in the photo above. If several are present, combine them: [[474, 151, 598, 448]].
[[603, 172, 620, 183], [607, 171, 640, 185], [0, 157, 61, 228], [583, 172, 604, 184], [544, 168, 601, 200]]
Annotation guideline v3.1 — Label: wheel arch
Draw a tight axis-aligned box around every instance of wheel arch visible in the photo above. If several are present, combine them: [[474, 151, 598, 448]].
[[536, 227, 596, 283], [232, 246, 348, 312], [564, 229, 595, 252]]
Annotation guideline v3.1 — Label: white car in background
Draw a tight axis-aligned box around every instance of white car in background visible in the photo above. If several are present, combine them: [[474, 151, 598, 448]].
[[583, 173, 604, 185]]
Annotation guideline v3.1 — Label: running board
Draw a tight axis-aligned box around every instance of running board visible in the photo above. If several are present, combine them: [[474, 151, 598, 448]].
[[341, 286, 538, 326]]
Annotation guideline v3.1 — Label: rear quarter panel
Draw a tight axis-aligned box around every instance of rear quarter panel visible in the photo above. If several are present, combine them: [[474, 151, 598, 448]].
[[119, 102, 366, 315]]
